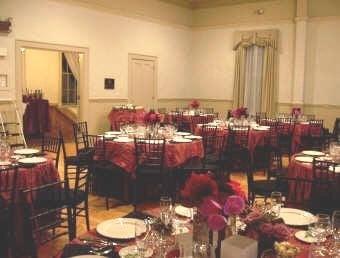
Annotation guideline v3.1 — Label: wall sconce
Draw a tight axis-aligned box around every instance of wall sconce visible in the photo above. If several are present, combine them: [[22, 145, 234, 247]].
[[255, 9, 264, 15], [0, 17, 12, 33]]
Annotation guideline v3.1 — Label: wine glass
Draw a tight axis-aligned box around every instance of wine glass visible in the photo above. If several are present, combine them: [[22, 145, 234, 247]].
[[135, 220, 148, 258], [270, 191, 282, 217], [331, 210, 340, 255], [160, 196, 172, 213]]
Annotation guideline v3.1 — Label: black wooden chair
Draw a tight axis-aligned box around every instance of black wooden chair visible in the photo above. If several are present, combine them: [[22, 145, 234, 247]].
[[41, 133, 62, 169], [255, 112, 267, 124], [61, 133, 91, 237], [133, 137, 166, 211], [21, 180, 72, 258], [0, 165, 18, 258], [277, 118, 295, 158]]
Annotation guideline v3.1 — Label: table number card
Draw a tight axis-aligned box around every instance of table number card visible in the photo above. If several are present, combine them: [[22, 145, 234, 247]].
[[221, 235, 258, 258]]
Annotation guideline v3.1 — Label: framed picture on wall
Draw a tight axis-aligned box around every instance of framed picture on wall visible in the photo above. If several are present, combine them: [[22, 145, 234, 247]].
[[104, 78, 115, 89]]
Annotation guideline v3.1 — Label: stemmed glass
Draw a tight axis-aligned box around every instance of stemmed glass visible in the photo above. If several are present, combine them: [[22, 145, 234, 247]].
[[331, 210, 340, 255], [308, 213, 331, 257], [160, 196, 173, 226], [135, 220, 148, 258], [270, 191, 282, 217]]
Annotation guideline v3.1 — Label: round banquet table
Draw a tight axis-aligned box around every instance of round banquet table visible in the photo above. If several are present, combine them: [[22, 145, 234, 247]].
[[195, 125, 269, 156], [108, 108, 146, 130], [55, 208, 312, 258], [0, 160, 60, 255], [288, 154, 340, 203], [95, 139, 204, 174]]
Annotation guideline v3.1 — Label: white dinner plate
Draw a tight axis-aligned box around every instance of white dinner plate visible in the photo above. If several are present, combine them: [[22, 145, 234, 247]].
[[295, 156, 314, 163], [294, 230, 320, 244], [175, 205, 193, 218], [329, 165, 340, 173], [254, 126, 270, 131], [104, 131, 122, 135], [119, 245, 153, 258], [70, 256, 106, 258], [172, 138, 192, 143], [14, 148, 40, 155], [18, 157, 47, 165], [302, 150, 325, 157], [98, 134, 116, 139], [96, 218, 146, 240], [113, 138, 134, 143], [184, 135, 202, 140], [175, 132, 191, 136], [279, 208, 316, 226], [0, 161, 11, 166]]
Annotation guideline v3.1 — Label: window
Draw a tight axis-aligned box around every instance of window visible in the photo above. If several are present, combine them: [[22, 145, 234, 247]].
[[61, 53, 78, 105]]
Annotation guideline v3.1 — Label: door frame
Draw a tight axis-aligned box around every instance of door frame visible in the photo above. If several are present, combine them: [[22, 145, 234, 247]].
[[128, 53, 158, 108], [15, 40, 89, 122]]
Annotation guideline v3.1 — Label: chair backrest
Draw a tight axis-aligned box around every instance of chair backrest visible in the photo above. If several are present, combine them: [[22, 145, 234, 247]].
[[255, 112, 267, 123], [276, 177, 314, 209], [228, 125, 250, 149], [84, 134, 106, 161], [134, 137, 166, 171], [21, 180, 71, 255], [41, 133, 62, 169], [203, 108, 214, 114], [173, 112, 191, 132], [313, 158, 338, 185], [309, 119, 323, 137], [277, 117, 294, 136], [333, 118, 340, 140], [72, 121, 88, 154], [305, 114, 316, 120]]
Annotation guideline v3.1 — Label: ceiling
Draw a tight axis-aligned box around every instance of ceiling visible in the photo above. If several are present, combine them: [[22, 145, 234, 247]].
[[159, 0, 274, 9]]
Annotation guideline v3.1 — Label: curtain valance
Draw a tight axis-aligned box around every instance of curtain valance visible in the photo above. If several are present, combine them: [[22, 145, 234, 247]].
[[233, 29, 279, 50]]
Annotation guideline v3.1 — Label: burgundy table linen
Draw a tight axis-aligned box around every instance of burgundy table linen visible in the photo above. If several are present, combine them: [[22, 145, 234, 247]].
[[94, 140, 204, 175], [108, 108, 146, 130], [291, 123, 312, 154], [164, 114, 215, 132], [0, 160, 60, 254], [23, 99, 50, 136]]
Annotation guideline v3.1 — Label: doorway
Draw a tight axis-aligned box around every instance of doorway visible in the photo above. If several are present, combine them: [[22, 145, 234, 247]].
[[15, 40, 89, 140], [128, 54, 157, 109]]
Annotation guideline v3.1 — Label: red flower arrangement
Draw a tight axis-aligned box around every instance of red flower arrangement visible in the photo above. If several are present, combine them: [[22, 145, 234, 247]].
[[144, 109, 161, 125], [291, 107, 301, 118], [181, 172, 247, 231], [241, 208, 291, 249], [190, 99, 200, 109], [231, 107, 248, 119]]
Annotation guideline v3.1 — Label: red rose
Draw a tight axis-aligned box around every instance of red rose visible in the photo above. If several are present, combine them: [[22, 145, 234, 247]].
[[199, 197, 222, 217], [272, 223, 290, 241], [259, 223, 274, 236], [207, 214, 227, 231]]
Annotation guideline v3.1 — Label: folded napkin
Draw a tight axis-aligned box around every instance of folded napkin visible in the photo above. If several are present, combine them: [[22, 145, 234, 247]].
[[61, 243, 118, 258], [123, 210, 154, 220]]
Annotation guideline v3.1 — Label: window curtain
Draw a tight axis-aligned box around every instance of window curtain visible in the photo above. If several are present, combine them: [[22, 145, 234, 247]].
[[244, 45, 264, 116], [63, 52, 80, 81], [232, 30, 278, 116]]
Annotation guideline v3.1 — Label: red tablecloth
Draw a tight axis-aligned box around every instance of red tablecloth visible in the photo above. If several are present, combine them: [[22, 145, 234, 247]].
[[95, 140, 204, 174], [0, 160, 60, 255], [23, 99, 50, 136], [108, 108, 146, 130], [291, 123, 311, 154]]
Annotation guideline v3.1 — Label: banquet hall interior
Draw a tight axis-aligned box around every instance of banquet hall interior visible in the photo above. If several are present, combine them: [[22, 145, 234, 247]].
[[0, 0, 340, 257]]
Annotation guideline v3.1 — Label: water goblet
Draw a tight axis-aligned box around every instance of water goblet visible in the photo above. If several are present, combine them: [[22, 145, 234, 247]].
[[135, 220, 148, 258], [331, 210, 340, 255]]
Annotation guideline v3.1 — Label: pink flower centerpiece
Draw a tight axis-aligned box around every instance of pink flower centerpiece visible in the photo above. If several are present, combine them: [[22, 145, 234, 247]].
[[291, 107, 301, 119], [181, 172, 246, 232], [144, 109, 161, 125], [231, 107, 248, 119], [241, 208, 291, 252], [190, 99, 200, 110]]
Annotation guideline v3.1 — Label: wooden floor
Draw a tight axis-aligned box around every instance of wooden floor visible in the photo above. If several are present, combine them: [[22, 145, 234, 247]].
[[36, 141, 274, 258]]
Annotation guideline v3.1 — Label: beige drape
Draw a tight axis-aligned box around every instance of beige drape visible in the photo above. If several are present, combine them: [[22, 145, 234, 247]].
[[64, 52, 80, 81], [232, 30, 278, 115]]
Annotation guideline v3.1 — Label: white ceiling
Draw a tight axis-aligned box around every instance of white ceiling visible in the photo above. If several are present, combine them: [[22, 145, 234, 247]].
[[159, 0, 273, 9]]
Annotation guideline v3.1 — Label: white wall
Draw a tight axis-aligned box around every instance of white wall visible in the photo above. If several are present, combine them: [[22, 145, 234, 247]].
[[191, 22, 295, 103], [0, 0, 193, 101], [305, 18, 340, 105]]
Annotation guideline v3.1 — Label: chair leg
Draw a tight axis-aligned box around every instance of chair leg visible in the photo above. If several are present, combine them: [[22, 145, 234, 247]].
[[85, 200, 90, 231], [67, 206, 74, 241], [105, 196, 110, 210], [72, 207, 77, 238]]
